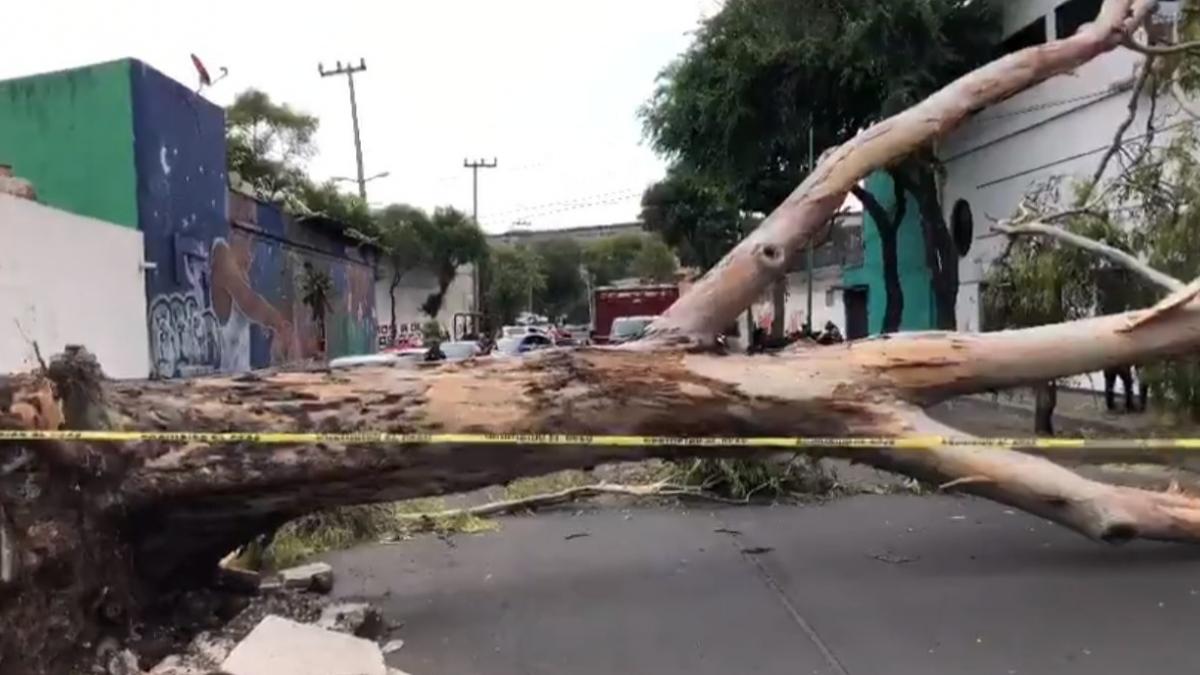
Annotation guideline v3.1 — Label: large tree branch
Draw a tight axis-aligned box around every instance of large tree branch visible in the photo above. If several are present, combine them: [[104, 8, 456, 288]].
[[651, 0, 1159, 342], [990, 220, 1183, 292], [1123, 36, 1200, 55]]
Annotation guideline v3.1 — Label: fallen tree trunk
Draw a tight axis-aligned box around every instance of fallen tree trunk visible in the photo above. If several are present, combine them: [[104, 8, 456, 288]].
[[3, 1, 1192, 672]]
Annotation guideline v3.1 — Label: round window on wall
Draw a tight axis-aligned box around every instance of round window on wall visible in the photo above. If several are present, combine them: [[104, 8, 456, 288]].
[[951, 199, 974, 258]]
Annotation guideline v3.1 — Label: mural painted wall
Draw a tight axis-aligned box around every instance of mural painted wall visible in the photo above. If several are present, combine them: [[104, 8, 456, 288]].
[[842, 171, 937, 335], [0, 58, 376, 378], [0, 60, 138, 227]]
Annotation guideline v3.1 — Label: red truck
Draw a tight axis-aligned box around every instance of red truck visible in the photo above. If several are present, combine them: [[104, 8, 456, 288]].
[[591, 284, 680, 344]]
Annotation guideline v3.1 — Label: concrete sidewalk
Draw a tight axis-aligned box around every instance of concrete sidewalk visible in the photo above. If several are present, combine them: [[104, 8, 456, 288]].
[[324, 496, 1200, 675]]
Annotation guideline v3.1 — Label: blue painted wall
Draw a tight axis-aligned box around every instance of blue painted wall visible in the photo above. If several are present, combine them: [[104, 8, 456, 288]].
[[131, 61, 233, 377], [2, 58, 376, 377]]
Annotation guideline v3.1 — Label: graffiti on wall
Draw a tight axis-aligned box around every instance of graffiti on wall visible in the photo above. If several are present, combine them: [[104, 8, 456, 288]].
[[147, 252, 222, 377], [149, 232, 297, 377], [149, 226, 376, 378]]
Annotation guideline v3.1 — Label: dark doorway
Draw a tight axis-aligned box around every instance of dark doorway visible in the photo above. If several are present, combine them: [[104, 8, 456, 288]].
[[844, 287, 869, 340]]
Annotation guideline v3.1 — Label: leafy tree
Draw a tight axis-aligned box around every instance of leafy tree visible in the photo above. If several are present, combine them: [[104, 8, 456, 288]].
[[226, 89, 319, 205], [531, 238, 589, 323], [297, 180, 373, 231], [631, 235, 678, 283], [299, 264, 334, 358], [639, 169, 746, 271], [484, 245, 546, 327], [349, 204, 432, 338], [642, 0, 1001, 328], [420, 207, 488, 318], [582, 233, 676, 286]]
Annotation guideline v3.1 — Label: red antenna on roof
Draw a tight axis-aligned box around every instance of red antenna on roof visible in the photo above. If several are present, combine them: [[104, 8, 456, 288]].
[[191, 54, 229, 94]]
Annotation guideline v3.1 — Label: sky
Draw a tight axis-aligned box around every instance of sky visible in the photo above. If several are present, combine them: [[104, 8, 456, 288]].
[[3, 0, 726, 234]]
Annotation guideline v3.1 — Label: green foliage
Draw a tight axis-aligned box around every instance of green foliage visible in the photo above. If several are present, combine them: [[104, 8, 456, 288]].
[[671, 456, 834, 501], [297, 180, 373, 232], [420, 207, 488, 318], [630, 235, 678, 282], [484, 245, 546, 327], [642, 0, 1000, 213], [640, 170, 746, 270], [299, 264, 334, 323], [983, 215, 1134, 331], [226, 89, 319, 204], [583, 233, 677, 286], [236, 500, 496, 571], [531, 238, 589, 323]]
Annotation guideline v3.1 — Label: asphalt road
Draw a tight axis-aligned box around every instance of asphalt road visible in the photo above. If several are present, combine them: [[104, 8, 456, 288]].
[[324, 495, 1200, 675]]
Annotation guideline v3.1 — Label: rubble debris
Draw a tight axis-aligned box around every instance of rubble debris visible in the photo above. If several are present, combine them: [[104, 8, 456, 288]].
[[220, 615, 386, 675], [278, 561, 334, 593], [382, 638, 405, 654], [318, 602, 386, 640], [103, 648, 144, 675]]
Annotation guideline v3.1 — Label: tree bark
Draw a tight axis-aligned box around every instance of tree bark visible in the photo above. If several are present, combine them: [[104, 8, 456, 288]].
[[771, 279, 786, 341], [896, 165, 959, 330], [389, 269, 402, 342]]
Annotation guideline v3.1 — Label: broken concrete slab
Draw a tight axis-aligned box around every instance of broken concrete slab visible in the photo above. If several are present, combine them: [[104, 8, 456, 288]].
[[221, 615, 385, 675], [279, 561, 334, 593], [317, 602, 385, 639], [381, 638, 404, 654]]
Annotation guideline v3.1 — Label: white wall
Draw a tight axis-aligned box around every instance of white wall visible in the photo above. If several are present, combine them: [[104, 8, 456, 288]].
[[939, 3, 1188, 334], [0, 195, 149, 378], [373, 262, 476, 343], [938, 0, 1187, 389]]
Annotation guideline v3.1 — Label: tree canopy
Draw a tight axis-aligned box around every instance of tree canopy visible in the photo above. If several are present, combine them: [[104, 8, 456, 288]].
[[639, 169, 746, 271], [641, 0, 1001, 331], [420, 207, 488, 318], [484, 244, 546, 327], [531, 238, 589, 324], [226, 89, 319, 205], [642, 0, 1000, 213]]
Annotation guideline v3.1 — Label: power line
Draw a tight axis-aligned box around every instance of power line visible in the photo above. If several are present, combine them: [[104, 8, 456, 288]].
[[480, 187, 645, 221]]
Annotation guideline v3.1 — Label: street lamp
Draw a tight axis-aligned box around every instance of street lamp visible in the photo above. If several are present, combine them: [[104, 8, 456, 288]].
[[332, 171, 390, 185], [331, 171, 390, 200]]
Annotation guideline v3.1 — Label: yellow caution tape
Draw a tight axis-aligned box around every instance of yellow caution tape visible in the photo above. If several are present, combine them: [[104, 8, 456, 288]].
[[0, 429, 1197, 450]]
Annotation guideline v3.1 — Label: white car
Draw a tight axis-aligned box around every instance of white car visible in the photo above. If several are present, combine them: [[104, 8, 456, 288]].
[[493, 334, 554, 357]]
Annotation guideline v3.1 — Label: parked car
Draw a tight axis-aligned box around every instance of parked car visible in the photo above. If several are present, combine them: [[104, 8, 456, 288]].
[[329, 353, 406, 369], [436, 341, 484, 362], [330, 342, 482, 369], [609, 315, 656, 344], [493, 333, 554, 357]]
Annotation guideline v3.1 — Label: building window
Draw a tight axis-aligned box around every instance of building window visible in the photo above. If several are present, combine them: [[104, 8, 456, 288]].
[[951, 199, 974, 258], [1001, 17, 1048, 56], [1056, 0, 1103, 39]]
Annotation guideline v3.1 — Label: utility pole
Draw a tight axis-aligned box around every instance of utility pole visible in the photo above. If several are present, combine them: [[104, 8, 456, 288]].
[[806, 123, 815, 336], [464, 157, 498, 313], [319, 58, 369, 201]]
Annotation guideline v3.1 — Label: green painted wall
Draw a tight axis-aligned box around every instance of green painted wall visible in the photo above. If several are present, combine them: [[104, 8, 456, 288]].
[[842, 170, 937, 335], [0, 60, 138, 227]]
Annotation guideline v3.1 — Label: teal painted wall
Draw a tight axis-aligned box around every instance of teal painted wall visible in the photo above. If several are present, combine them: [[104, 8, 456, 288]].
[[842, 170, 937, 335], [0, 60, 138, 227]]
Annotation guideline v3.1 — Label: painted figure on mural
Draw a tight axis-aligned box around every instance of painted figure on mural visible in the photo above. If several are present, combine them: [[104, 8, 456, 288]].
[[211, 235, 300, 370]]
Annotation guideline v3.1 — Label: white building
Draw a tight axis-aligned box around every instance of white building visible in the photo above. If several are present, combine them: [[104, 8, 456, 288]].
[[372, 261, 476, 345], [0, 194, 150, 378], [940, 0, 1186, 332]]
